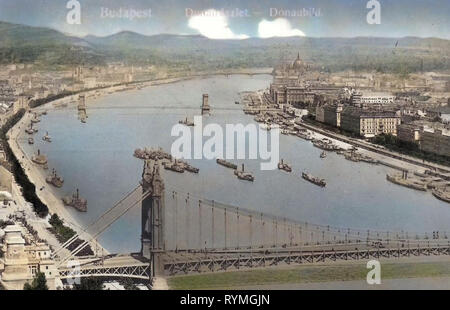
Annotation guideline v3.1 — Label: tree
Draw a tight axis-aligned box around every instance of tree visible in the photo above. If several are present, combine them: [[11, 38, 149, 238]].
[[72, 277, 104, 290], [49, 213, 63, 227], [120, 278, 139, 290], [24, 272, 49, 290]]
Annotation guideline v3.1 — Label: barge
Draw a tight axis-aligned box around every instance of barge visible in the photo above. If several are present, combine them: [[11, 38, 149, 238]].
[[216, 159, 237, 170], [163, 160, 184, 173], [386, 173, 427, 191], [178, 160, 200, 173], [302, 172, 326, 187], [432, 187, 450, 204]]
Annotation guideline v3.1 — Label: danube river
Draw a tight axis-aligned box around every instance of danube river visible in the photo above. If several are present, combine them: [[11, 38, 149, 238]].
[[19, 75, 450, 253]]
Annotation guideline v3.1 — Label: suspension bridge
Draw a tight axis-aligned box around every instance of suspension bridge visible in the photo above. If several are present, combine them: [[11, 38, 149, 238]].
[[55, 159, 450, 282]]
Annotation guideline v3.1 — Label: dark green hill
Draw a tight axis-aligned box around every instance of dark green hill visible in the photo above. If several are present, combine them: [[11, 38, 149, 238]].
[[0, 21, 448, 73]]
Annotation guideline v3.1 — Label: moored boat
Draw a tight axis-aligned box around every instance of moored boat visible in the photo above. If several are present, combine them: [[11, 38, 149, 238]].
[[62, 189, 87, 212], [46, 169, 64, 188], [432, 187, 450, 204], [31, 149, 47, 165]]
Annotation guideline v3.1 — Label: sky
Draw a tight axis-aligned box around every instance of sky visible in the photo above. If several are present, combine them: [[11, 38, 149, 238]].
[[0, 0, 448, 39]]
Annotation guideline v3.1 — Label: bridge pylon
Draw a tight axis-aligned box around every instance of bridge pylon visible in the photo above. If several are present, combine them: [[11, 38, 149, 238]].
[[141, 159, 165, 277]]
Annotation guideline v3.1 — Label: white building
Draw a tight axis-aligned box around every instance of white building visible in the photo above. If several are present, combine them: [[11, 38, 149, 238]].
[[0, 224, 58, 290], [352, 92, 395, 105]]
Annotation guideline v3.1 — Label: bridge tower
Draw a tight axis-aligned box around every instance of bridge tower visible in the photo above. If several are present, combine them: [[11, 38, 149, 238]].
[[201, 94, 210, 115], [141, 160, 165, 276]]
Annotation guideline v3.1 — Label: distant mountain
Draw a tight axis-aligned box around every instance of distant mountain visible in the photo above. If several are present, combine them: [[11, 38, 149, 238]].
[[0, 21, 449, 73], [84, 31, 450, 52], [0, 21, 100, 65], [0, 21, 89, 47]]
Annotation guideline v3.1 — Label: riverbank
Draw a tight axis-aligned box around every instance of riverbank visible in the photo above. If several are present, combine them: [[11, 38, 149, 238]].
[[8, 106, 108, 256]]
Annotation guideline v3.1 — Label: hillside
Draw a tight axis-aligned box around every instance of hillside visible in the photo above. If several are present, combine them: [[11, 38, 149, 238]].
[[0, 21, 449, 73]]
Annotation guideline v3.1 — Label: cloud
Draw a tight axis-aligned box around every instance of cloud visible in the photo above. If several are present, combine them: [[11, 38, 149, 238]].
[[187, 9, 249, 40], [258, 18, 305, 38]]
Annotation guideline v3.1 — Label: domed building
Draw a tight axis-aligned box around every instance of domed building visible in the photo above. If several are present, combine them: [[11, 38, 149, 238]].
[[292, 53, 305, 70], [270, 53, 312, 106]]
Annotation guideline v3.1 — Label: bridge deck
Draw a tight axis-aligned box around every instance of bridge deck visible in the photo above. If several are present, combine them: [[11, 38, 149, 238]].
[[162, 243, 450, 275], [58, 254, 150, 280]]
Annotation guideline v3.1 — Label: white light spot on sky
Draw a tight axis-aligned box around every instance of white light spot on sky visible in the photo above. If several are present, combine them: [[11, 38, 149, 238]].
[[258, 18, 305, 38], [188, 9, 249, 40]]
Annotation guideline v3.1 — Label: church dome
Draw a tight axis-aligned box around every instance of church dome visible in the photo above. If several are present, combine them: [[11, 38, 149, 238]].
[[292, 53, 304, 69]]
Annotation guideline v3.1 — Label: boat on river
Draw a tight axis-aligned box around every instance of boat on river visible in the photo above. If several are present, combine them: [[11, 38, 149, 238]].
[[179, 117, 194, 126], [178, 160, 199, 173], [163, 160, 184, 173], [302, 172, 326, 187], [234, 164, 254, 182], [31, 149, 47, 165], [25, 123, 38, 134], [46, 169, 64, 188], [278, 159, 292, 172], [432, 187, 450, 204], [63, 189, 87, 212], [42, 131, 52, 142], [31, 114, 41, 123], [216, 159, 237, 170]]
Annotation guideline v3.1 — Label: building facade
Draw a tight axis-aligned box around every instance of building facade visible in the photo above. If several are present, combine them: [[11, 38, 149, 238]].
[[397, 123, 421, 143], [341, 107, 401, 138], [0, 224, 57, 290], [420, 129, 450, 157], [352, 92, 395, 107]]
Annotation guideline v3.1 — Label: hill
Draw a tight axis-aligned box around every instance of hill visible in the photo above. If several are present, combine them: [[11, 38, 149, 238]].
[[0, 21, 449, 73]]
